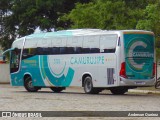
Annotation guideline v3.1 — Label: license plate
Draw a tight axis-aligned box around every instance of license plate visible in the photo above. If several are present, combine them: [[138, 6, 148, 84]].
[[135, 81, 145, 85]]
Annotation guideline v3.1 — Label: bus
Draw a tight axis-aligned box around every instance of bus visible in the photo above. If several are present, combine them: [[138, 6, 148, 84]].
[[4, 29, 156, 94]]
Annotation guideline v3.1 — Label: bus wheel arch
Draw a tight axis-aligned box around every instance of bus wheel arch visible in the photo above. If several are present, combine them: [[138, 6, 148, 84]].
[[23, 74, 40, 92], [24, 74, 31, 83]]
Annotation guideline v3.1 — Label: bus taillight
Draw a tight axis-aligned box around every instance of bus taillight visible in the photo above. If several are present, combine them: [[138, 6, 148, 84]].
[[120, 62, 127, 78], [153, 63, 156, 77]]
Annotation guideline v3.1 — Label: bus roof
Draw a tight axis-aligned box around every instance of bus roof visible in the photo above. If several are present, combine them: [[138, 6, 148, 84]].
[[14, 29, 154, 42]]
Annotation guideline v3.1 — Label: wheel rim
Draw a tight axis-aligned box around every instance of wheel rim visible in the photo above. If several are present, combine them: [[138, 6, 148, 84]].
[[85, 79, 92, 92], [28, 80, 34, 89], [156, 82, 160, 89]]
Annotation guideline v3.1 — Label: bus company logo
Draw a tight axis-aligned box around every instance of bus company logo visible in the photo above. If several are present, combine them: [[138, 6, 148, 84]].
[[126, 38, 153, 71], [2, 112, 11, 117], [40, 56, 74, 86]]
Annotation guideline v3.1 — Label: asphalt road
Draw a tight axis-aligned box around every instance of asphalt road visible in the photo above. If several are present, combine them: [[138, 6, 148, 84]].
[[1, 84, 160, 120]]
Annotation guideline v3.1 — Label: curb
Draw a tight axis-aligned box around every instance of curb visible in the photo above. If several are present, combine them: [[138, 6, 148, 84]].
[[128, 89, 160, 94]]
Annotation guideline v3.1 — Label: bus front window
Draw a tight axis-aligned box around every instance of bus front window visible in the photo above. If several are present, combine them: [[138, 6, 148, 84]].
[[10, 49, 21, 73]]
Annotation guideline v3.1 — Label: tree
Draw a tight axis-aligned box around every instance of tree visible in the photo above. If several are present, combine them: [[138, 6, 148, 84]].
[[63, 0, 158, 30], [0, 0, 14, 50], [136, 1, 160, 58], [63, 0, 160, 59], [62, 0, 129, 29], [0, 0, 91, 50]]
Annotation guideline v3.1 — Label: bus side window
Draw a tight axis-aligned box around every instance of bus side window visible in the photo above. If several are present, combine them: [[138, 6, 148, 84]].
[[82, 48, 90, 53], [74, 47, 82, 54], [43, 48, 50, 55], [90, 48, 100, 53], [67, 47, 74, 54], [50, 47, 60, 54], [22, 48, 36, 59], [23, 49, 29, 56], [60, 47, 67, 54], [103, 48, 116, 53], [36, 47, 50, 55], [37, 47, 43, 55], [29, 48, 36, 55]]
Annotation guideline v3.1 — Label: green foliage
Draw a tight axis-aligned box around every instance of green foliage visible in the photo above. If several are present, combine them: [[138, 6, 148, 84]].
[[63, 0, 160, 59], [136, 3, 160, 33], [64, 0, 158, 30], [0, 0, 91, 50], [135, 1, 160, 59], [64, 1, 130, 29]]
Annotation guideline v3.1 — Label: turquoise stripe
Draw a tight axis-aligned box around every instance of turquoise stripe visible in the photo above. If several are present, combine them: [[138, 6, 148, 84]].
[[40, 55, 74, 87]]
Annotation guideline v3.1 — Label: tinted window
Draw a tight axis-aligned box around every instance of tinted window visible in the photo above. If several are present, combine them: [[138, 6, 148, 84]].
[[90, 48, 100, 53], [103, 49, 115, 53], [74, 47, 82, 54], [43, 48, 50, 55], [67, 47, 74, 54], [22, 48, 36, 59], [82, 48, 90, 53], [36, 47, 44, 55], [60, 47, 67, 54], [50, 47, 60, 54]]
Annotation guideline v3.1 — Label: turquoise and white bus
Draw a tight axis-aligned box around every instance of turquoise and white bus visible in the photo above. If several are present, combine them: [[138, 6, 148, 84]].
[[5, 29, 156, 94]]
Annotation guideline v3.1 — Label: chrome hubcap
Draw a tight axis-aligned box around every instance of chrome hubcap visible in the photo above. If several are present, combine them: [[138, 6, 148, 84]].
[[85, 80, 91, 92]]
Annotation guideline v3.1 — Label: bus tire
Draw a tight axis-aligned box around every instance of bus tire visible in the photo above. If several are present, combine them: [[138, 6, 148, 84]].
[[155, 80, 160, 89], [110, 87, 128, 95], [50, 87, 65, 93], [24, 76, 39, 92], [84, 76, 99, 94]]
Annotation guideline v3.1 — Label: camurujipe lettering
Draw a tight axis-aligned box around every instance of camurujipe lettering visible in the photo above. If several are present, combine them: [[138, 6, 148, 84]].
[[129, 52, 154, 58], [70, 56, 104, 64]]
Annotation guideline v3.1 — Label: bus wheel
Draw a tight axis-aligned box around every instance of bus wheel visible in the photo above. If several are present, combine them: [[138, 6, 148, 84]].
[[50, 87, 65, 93], [110, 87, 128, 95], [155, 80, 160, 89], [84, 76, 99, 94], [24, 76, 39, 92]]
